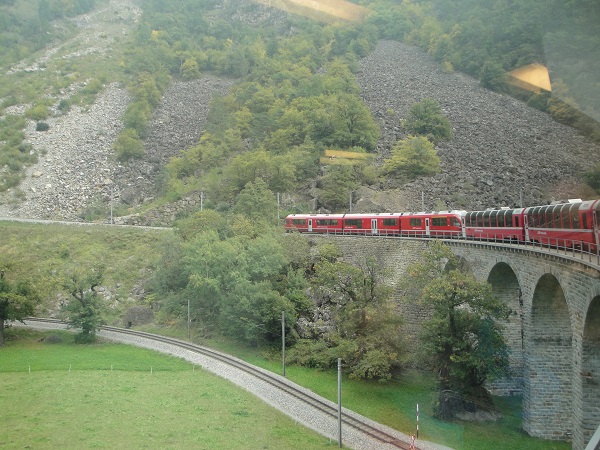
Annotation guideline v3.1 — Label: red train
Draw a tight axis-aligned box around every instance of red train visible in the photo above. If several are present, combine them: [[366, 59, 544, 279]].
[[285, 199, 600, 252]]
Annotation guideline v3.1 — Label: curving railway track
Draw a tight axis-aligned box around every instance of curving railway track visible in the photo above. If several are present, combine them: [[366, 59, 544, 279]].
[[18, 318, 450, 450]]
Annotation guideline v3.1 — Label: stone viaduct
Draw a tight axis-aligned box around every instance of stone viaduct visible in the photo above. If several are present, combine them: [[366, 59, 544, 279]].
[[307, 235, 600, 450]]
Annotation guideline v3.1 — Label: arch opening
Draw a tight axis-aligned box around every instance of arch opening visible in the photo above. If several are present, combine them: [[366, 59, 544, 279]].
[[487, 262, 523, 396], [582, 295, 600, 446], [524, 273, 572, 441]]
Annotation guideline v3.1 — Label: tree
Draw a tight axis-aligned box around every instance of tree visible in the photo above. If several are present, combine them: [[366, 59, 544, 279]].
[[406, 242, 509, 419], [317, 166, 358, 211], [292, 248, 404, 382], [61, 266, 107, 343], [0, 269, 40, 346], [233, 178, 278, 222], [383, 135, 441, 180], [403, 98, 452, 143]]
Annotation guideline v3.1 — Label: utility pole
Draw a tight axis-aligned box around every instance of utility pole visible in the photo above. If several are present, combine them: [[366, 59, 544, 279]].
[[282, 311, 286, 377]]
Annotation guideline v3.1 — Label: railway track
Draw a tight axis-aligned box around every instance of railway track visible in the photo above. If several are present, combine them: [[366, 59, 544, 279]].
[[21, 318, 431, 450]]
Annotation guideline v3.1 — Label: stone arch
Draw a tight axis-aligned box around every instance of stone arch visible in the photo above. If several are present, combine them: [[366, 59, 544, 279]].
[[523, 273, 572, 440], [486, 262, 523, 395], [582, 294, 600, 446]]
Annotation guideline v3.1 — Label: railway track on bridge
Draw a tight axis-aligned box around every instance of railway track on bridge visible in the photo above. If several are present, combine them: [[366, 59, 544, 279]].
[[20, 318, 433, 450]]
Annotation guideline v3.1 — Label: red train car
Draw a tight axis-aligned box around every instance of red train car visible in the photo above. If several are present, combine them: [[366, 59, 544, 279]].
[[524, 199, 600, 251], [398, 211, 465, 238], [341, 213, 402, 235], [284, 214, 344, 233], [464, 208, 525, 242]]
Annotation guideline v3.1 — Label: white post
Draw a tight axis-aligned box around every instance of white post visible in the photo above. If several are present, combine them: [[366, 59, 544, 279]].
[[416, 403, 419, 438]]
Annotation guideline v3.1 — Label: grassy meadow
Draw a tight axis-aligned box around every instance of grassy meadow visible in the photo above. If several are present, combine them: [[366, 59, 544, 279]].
[[0, 329, 333, 449], [0, 221, 170, 315]]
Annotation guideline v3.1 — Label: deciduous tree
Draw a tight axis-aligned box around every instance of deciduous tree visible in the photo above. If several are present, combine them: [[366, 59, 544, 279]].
[[383, 135, 441, 180], [406, 242, 509, 419], [0, 269, 40, 346], [403, 98, 452, 143], [61, 266, 107, 343]]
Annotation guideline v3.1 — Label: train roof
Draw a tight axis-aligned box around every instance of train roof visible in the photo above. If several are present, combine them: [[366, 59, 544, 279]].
[[406, 210, 467, 216], [467, 207, 525, 213]]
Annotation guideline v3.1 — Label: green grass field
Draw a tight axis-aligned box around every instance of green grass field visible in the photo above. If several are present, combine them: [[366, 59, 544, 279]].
[[0, 329, 334, 449]]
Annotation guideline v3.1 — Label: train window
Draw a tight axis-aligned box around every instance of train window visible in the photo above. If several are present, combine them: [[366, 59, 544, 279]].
[[383, 218, 398, 226], [476, 212, 484, 227], [316, 219, 338, 226], [465, 213, 473, 227], [491, 211, 500, 227], [505, 210, 513, 226], [432, 217, 447, 226], [497, 210, 505, 227], [291, 219, 307, 225], [451, 217, 461, 227], [514, 214, 519, 227], [409, 218, 422, 227], [483, 211, 491, 227], [572, 204, 580, 229], [582, 213, 588, 229], [538, 206, 546, 227], [344, 219, 362, 227], [560, 204, 570, 228], [552, 204, 562, 228]]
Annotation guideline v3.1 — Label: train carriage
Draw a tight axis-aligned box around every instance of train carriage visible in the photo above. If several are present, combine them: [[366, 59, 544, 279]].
[[464, 208, 525, 242], [524, 199, 600, 251], [399, 211, 465, 238], [342, 213, 403, 235], [284, 214, 344, 233]]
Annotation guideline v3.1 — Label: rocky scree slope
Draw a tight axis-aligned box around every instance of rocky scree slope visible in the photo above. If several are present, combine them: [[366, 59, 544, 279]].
[[354, 41, 600, 213]]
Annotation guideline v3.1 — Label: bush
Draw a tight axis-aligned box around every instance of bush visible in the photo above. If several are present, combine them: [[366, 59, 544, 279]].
[[584, 165, 600, 193], [114, 128, 144, 161], [25, 104, 50, 121], [383, 135, 441, 180], [404, 98, 452, 143], [36, 122, 50, 131]]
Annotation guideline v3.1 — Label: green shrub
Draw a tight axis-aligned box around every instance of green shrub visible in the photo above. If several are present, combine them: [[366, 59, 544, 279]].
[[383, 135, 441, 180], [584, 165, 600, 193], [404, 98, 452, 143], [114, 128, 144, 161], [25, 104, 50, 121], [36, 122, 50, 131]]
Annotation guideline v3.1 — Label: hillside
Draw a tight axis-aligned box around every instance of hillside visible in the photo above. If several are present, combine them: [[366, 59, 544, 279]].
[[1, 1, 600, 221]]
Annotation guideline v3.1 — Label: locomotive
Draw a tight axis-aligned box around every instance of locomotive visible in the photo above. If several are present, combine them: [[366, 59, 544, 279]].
[[284, 198, 600, 253]]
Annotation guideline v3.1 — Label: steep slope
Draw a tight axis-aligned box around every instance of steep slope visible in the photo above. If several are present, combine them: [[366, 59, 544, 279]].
[[2, 5, 600, 221], [355, 41, 600, 212]]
